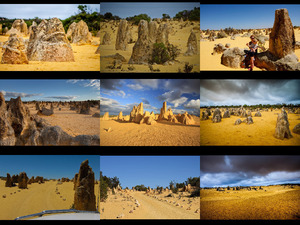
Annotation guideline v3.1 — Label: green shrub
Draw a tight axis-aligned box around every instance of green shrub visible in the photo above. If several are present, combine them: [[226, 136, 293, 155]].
[[217, 31, 227, 39], [190, 189, 200, 197], [151, 42, 170, 64]]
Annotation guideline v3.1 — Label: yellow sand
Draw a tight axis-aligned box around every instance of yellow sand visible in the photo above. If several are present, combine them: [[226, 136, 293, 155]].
[[200, 185, 300, 220], [27, 104, 100, 137], [100, 190, 200, 219], [200, 108, 300, 146], [0, 36, 100, 71], [0, 180, 100, 220], [100, 20, 200, 73], [100, 117, 200, 146], [200, 28, 300, 71]]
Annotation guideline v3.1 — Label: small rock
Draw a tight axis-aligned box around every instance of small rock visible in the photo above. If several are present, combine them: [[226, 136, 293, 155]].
[[116, 213, 124, 219]]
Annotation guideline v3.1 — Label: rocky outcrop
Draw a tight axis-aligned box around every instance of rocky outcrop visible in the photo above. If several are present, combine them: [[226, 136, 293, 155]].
[[274, 108, 293, 140], [103, 112, 109, 121], [149, 21, 158, 44], [212, 108, 222, 123], [292, 123, 300, 134], [254, 111, 262, 117], [115, 20, 129, 50], [0, 93, 16, 146], [156, 24, 169, 46], [223, 110, 230, 118], [178, 112, 195, 125], [235, 118, 242, 125], [130, 102, 144, 123], [269, 9, 295, 59], [117, 111, 123, 121], [243, 116, 254, 125], [128, 20, 152, 64], [212, 43, 227, 55], [221, 47, 245, 68], [6, 19, 28, 36], [1, 33, 29, 64], [74, 160, 96, 211], [27, 18, 75, 62], [79, 102, 90, 115], [101, 32, 111, 45], [18, 172, 28, 189], [5, 173, 13, 187], [184, 31, 198, 56], [67, 20, 92, 45], [201, 111, 209, 120], [158, 102, 173, 121]]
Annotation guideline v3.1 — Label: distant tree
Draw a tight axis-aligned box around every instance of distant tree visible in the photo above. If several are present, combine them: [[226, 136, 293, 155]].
[[162, 14, 170, 19], [100, 171, 108, 202], [78, 5, 87, 14], [104, 12, 113, 20], [126, 14, 151, 25]]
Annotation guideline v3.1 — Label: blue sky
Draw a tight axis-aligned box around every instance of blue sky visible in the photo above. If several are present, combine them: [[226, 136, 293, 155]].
[[0, 155, 100, 180], [100, 156, 200, 189], [0, 79, 100, 102], [0, 4, 99, 20], [200, 4, 300, 30], [100, 2, 200, 19], [100, 79, 200, 116]]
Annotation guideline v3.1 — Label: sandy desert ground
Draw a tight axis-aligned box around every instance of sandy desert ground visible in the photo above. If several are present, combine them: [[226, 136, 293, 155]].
[[100, 20, 200, 73], [100, 190, 200, 219], [0, 35, 100, 71], [0, 180, 100, 220], [27, 103, 100, 137], [100, 116, 200, 146], [200, 185, 300, 220], [200, 28, 300, 71], [200, 108, 300, 145]]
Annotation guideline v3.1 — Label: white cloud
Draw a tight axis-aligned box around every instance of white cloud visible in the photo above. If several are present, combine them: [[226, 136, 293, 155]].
[[184, 99, 200, 109], [127, 84, 143, 90]]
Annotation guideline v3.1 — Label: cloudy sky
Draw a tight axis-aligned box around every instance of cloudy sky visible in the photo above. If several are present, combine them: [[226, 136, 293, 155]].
[[100, 79, 200, 116], [200, 156, 300, 187], [200, 79, 300, 107], [0, 4, 99, 20], [0, 79, 100, 102]]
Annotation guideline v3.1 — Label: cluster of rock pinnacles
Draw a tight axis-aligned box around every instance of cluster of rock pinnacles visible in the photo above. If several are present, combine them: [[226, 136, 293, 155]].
[[102, 101, 195, 126], [0, 92, 100, 146], [4, 160, 96, 211], [201, 106, 299, 140], [1, 18, 99, 64], [110, 19, 198, 64]]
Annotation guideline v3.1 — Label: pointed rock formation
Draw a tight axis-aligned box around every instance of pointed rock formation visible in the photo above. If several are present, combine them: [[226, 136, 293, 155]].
[[67, 20, 92, 45], [27, 18, 75, 62], [156, 24, 169, 46], [18, 172, 28, 189], [115, 20, 129, 50], [274, 108, 293, 139], [130, 102, 144, 123], [158, 102, 173, 121], [149, 21, 158, 44], [178, 112, 195, 125], [184, 31, 198, 56], [74, 160, 96, 211], [0, 93, 16, 146], [101, 32, 111, 45], [128, 20, 152, 64], [269, 8, 295, 59], [5, 173, 13, 187], [212, 108, 222, 123], [1, 33, 29, 64], [117, 111, 123, 121], [103, 112, 109, 121]]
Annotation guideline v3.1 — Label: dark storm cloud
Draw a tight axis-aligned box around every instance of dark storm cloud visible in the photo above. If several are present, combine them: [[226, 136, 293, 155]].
[[100, 79, 122, 91], [200, 156, 300, 187], [164, 79, 200, 95], [200, 79, 300, 106], [201, 156, 300, 175]]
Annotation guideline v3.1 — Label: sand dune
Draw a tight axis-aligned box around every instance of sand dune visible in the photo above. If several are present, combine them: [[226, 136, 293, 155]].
[[100, 117, 200, 146], [100, 191, 200, 219], [200, 29, 300, 71], [200, 185, 300, 220], [100, 20, 200, 73], [27, 103, 100, 137], [200, 108, 300, 145], [0, 36, 100, 71], [0, 180, 100, 220]]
